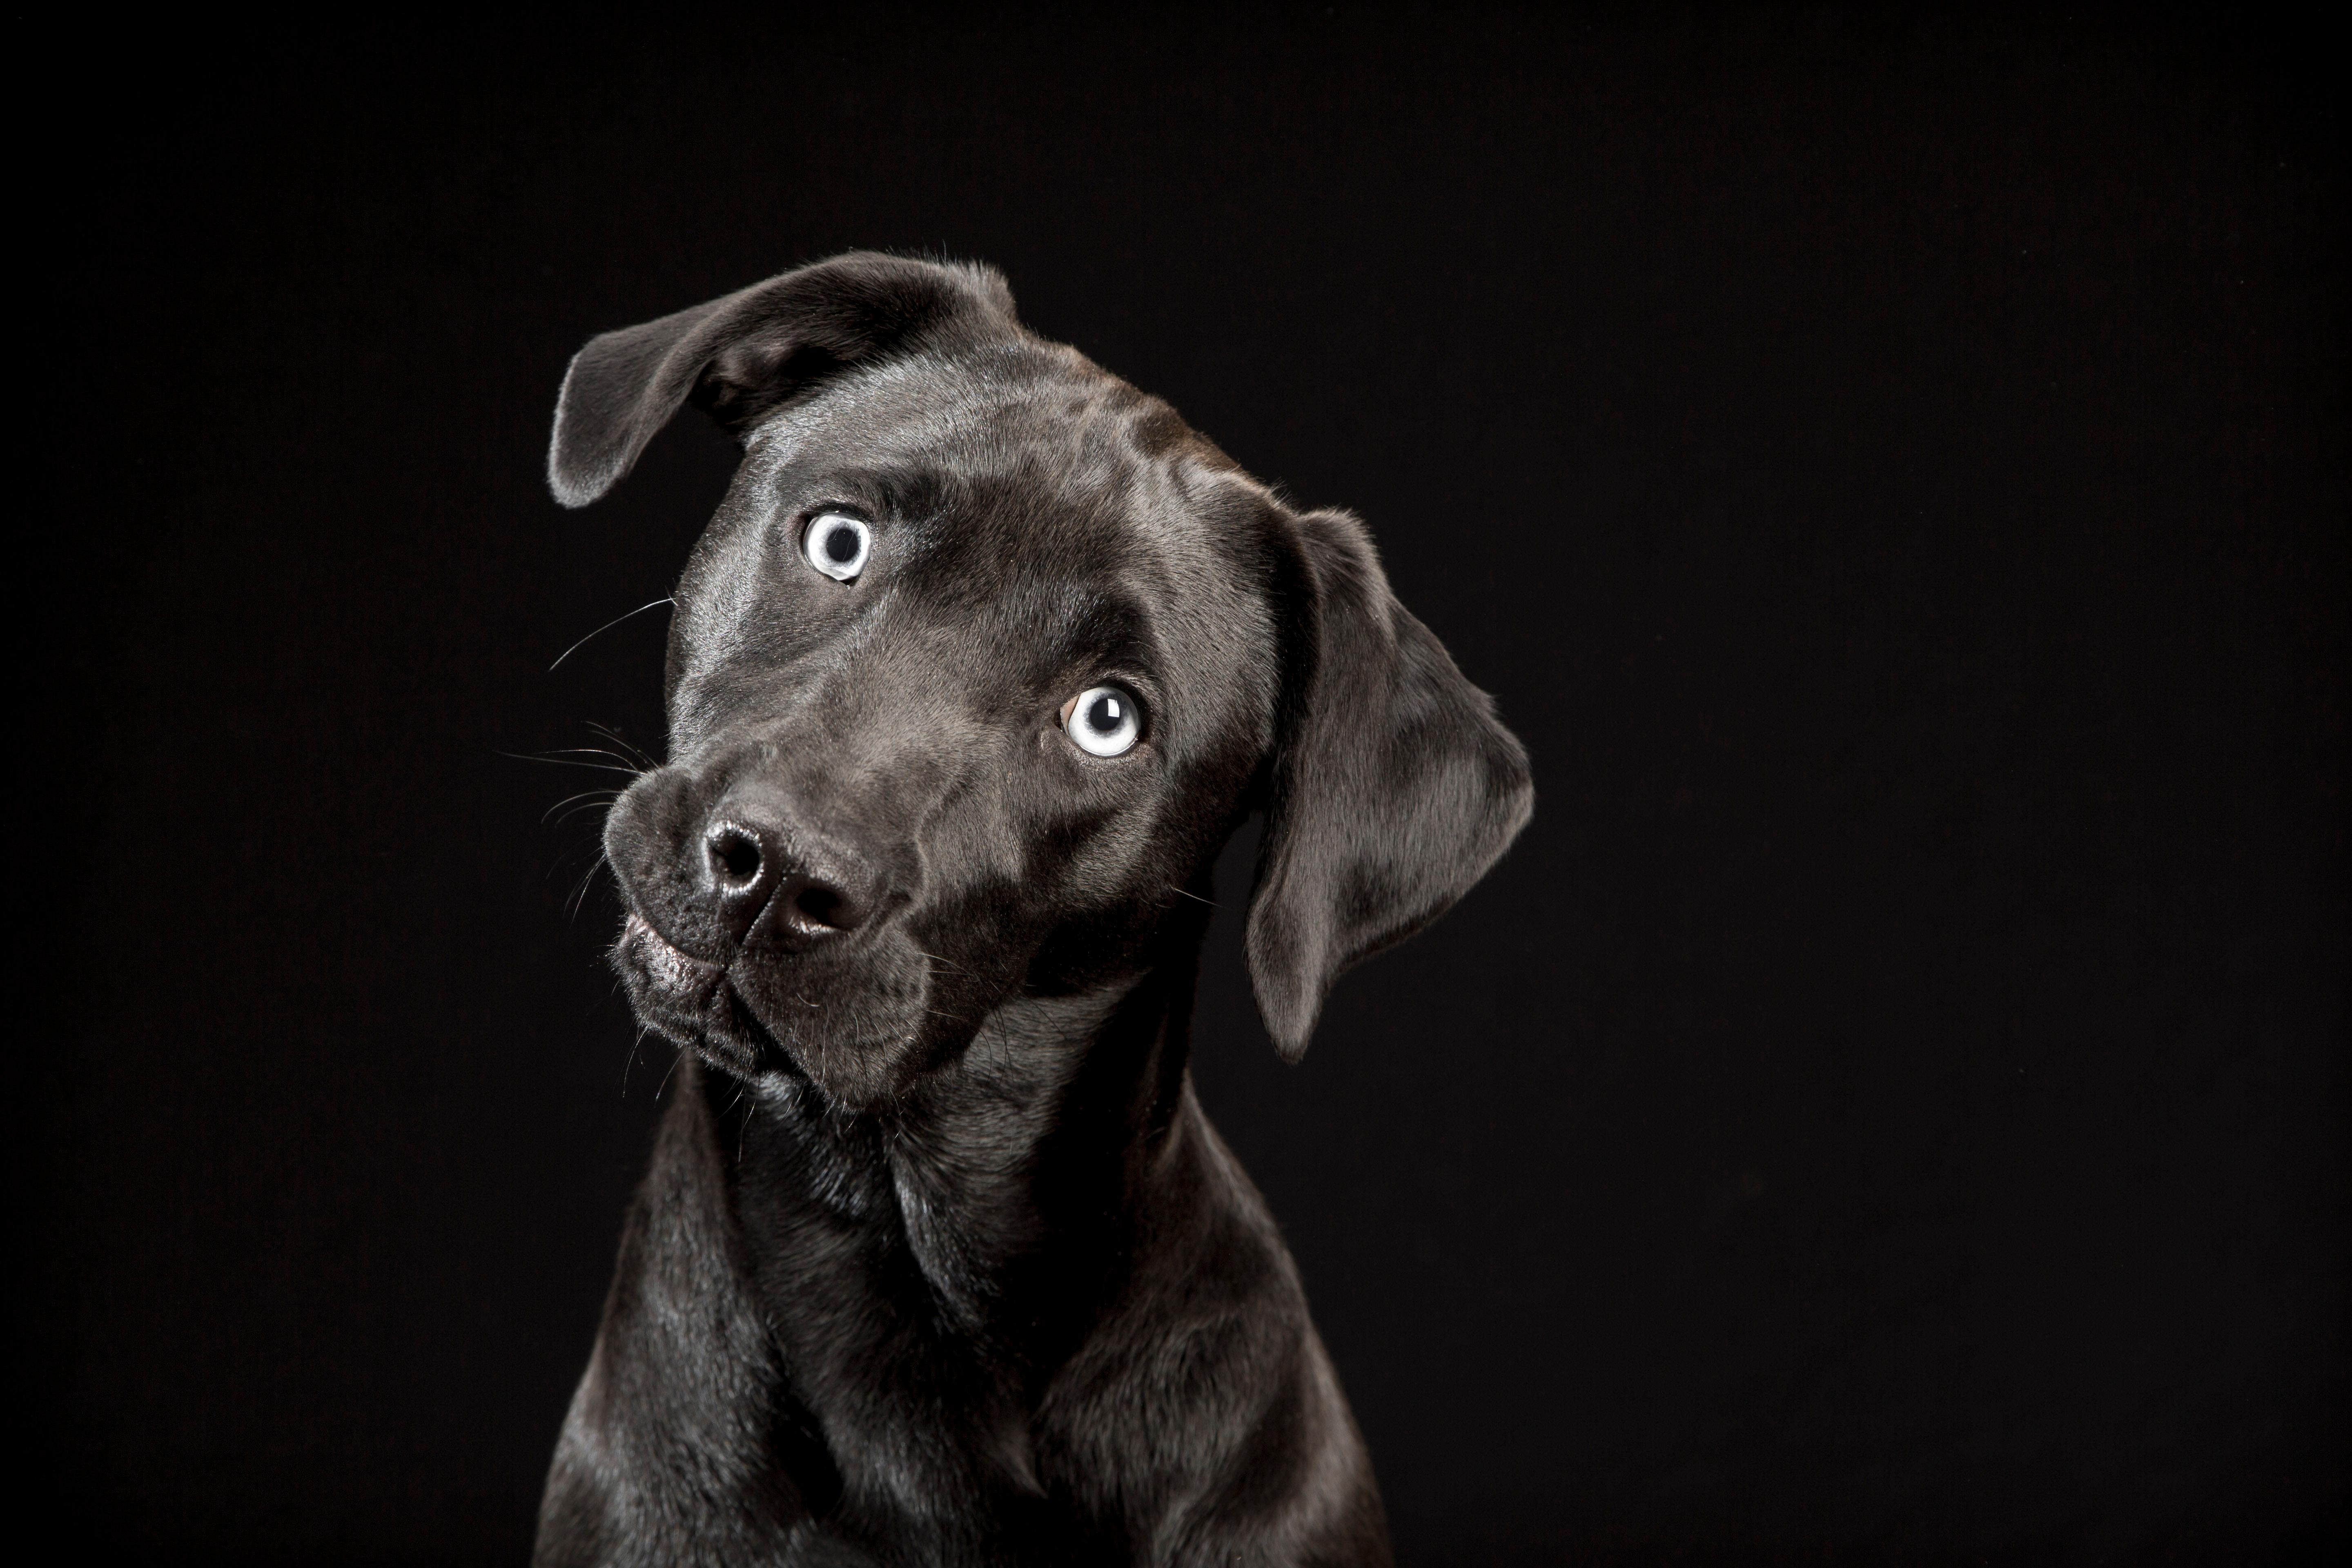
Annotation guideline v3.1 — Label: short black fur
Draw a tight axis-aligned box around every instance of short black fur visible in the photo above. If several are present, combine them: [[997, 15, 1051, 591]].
[[535, 253, 1532, 1567]]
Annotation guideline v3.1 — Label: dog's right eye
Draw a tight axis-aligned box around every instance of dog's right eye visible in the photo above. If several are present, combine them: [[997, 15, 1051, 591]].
[[802, 512, 871, 582]]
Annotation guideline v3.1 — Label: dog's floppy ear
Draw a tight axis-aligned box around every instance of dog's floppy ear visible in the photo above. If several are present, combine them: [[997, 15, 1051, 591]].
[[547, 252, 1020, 508], [1246, 509, 1534, 1061]]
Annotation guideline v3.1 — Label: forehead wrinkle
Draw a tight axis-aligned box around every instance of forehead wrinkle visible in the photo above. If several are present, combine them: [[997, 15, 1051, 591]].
[[744, 349, 1033, 479], [749, 343, 1207, 523]]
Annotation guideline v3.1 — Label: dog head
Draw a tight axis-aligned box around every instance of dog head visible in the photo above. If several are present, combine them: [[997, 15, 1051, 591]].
[[550, 254, 1531, 1109]]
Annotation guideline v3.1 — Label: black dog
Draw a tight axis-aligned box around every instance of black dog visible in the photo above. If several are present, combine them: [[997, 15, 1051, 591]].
[[534, 254, 1532, 1566]]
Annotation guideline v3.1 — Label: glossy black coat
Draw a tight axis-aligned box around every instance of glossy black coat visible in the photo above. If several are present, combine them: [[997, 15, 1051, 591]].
[[530, 254, 1532, 1567]]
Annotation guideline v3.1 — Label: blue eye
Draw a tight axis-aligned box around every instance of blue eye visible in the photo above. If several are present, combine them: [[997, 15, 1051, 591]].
[[1065, 686, 1142, 757], [803, 512, 870, 581]]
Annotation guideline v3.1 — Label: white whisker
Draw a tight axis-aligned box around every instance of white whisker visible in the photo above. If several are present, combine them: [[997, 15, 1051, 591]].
[[549, 598, 673, 672]]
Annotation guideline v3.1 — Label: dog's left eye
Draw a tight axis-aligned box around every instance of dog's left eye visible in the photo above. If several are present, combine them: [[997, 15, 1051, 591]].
[[1064, 686, 1142, 758], [803, 512, 870, 582]]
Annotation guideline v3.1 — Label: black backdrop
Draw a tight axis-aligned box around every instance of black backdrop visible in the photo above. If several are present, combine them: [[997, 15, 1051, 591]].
[[38, 8, 2344, 1563]]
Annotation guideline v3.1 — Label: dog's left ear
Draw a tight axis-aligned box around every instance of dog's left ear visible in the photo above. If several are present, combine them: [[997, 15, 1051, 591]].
[[1246, 509, 1534, 1061], [546, 252, 1020, 508]]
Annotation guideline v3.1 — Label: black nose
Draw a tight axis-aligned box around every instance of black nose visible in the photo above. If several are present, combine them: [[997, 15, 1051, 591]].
[[702, 811, 881, 950]]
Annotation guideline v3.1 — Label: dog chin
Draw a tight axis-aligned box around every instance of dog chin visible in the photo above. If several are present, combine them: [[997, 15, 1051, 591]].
[[612, 913, 934, 1107]]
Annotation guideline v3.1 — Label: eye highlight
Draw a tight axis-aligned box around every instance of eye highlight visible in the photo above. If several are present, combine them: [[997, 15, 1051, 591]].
[[1063, 686, 1143, 758], [802, 511, 870, 581]]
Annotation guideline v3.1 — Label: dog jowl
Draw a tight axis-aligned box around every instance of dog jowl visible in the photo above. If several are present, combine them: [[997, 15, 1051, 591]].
[[535, 254, 1531, 1568]]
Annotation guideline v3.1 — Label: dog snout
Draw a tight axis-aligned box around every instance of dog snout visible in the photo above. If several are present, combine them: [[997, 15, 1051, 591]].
[[702, 800, 885, 952]]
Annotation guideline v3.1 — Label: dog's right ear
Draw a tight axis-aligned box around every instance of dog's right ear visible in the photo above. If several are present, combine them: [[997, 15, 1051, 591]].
[[546, 252, 1020, 508]]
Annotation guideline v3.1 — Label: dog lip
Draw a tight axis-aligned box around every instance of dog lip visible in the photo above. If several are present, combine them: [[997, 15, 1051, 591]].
[[617, 913, 775, 1073], [622, 911, 724, 982]]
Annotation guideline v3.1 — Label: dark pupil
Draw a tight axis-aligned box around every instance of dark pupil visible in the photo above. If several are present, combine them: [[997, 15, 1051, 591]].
[[1088, 695, 1121, 733], [824, 524, 860, 563]]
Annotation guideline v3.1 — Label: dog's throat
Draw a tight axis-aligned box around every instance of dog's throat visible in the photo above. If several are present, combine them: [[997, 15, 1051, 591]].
[[708, 964, 1196, 1336]]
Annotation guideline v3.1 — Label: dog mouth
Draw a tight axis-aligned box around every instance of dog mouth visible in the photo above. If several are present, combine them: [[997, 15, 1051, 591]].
[[612, 913, 784, 1078], [610, 907, 946, 1107]]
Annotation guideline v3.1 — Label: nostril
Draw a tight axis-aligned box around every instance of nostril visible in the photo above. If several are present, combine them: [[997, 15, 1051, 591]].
[[793, 882, 846, 930], [707, 825, 764, 891]]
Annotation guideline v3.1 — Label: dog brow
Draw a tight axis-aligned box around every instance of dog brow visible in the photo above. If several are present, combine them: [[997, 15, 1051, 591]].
[[792, 463, 958, 524], [1036, 588, 1157, 672]]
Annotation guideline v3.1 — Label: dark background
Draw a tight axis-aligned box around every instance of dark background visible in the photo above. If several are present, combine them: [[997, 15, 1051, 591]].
[[37, 6, 2344, 1563]]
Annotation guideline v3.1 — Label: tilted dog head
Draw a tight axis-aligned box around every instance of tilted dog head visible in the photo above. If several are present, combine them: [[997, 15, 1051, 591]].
[[551, 254, 1531, 1109]]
